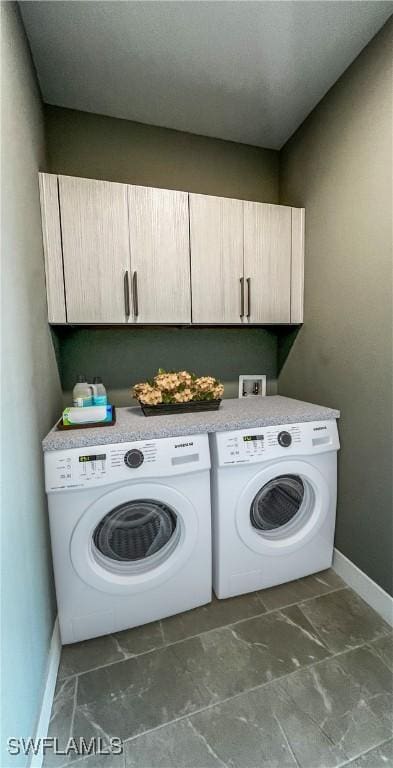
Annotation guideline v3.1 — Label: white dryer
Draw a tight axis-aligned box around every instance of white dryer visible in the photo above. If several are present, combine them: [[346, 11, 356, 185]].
[[210, 420, 340, 599], [44, 434, 211, 644]]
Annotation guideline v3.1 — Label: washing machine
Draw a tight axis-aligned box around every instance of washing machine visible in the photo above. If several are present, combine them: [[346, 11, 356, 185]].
[[210, 420, 340, 599], [44, 434, 212, 644]]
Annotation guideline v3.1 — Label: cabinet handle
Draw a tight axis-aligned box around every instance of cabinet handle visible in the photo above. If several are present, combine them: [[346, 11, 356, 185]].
[[247, 277, 251, 319], [240, 277, 245, 318], [132, 271, 139, 317], [124, 271, 130, 317]]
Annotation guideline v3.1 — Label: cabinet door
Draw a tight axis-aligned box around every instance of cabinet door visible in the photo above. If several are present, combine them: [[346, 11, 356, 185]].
[[128, 186, 190, 323], [58, 176, 131, 323], [244, 202, 292, 323], [189, 194, 244, 323]]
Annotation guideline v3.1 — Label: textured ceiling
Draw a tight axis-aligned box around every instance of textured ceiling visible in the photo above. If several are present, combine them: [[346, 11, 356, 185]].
[[20, 1, 393, 149]]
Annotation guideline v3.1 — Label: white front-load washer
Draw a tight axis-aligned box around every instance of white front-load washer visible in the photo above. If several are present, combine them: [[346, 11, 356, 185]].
[[44, 434, 211, 644], [210, 420, 340, 598]]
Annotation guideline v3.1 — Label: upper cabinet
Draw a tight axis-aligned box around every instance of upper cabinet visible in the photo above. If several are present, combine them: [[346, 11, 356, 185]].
[[58, 176, 130, 324], [190, 194, 244, 324], [39, 173, 66, 323], [128, 186, 190, 324], [39, 173, 304, 326], [190, 195, 304, 325], [290, 207, 305, 324]]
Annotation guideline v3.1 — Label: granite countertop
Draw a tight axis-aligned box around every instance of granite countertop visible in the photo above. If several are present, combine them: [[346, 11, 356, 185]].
[[42, 396, 340, 452]]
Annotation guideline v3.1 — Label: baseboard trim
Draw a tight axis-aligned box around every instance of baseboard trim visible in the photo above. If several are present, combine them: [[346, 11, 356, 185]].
[[333, 548, 393, 627], [29, 617, 61, 768]]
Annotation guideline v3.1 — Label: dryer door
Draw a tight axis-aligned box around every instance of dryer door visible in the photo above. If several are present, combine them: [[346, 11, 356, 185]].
[[70, 482, 198, 594], [236, 460, 330, 556]]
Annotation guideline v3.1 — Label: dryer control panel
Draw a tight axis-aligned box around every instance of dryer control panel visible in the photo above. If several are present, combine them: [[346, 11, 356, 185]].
[[213, 420, 339, 467], [44, 433, 210, 492]]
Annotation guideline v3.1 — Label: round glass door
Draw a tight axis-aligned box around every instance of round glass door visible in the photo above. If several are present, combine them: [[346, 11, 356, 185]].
[[92, 499, 179, 569], [251, 475, 305, 533], [71, 481, 199, 594], [249, 473, 317, 542], [236, 460, 330, 556]]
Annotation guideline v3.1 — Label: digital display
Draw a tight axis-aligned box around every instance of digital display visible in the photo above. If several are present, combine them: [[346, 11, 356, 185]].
[[243, 435, 264, 442], [79, 454, 107, 462]]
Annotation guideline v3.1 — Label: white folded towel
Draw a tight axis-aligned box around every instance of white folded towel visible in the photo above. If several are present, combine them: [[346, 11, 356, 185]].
[[63, 406, 108, 425]]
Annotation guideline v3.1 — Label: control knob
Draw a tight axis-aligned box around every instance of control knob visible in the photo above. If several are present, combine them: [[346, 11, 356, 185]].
[[277, 431, 292, 448], [124, 449, 144, 469]]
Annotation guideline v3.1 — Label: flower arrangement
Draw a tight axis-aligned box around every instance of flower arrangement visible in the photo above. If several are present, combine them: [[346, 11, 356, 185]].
[[132, 369, 224, 407]]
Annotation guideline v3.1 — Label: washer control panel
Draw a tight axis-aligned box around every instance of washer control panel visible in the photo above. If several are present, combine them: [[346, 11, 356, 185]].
[[214, 420, 339, 467], [79, 453, 107, 474], [44, 433, 210, 492]]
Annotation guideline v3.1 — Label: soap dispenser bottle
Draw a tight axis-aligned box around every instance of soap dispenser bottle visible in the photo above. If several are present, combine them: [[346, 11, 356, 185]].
[[92, 376, 108, 406], [72, 375, 93, 407]]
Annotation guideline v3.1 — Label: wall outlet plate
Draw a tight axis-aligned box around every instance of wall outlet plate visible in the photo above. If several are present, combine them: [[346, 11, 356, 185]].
[[239, 375, 267, 398]]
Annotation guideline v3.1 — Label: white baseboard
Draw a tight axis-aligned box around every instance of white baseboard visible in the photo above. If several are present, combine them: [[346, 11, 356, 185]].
[[29, 617, 61, 768], [333, 548, 393, 627]]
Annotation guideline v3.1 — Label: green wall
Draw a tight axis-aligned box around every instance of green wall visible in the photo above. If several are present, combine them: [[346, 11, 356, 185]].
[[58, 327, 278, 407], [46, 106, 281, 399], [45, 105, 279, 202], [279, 19, 393, 595]]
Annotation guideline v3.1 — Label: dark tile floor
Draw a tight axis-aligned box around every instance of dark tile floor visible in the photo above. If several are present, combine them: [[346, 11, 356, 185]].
[[45, 570, 393, 768]]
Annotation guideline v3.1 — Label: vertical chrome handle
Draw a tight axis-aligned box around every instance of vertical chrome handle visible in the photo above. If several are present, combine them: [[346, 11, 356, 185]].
[[132, 271, 139, 317], [240, 277, 244, 318], [247, 277, 251, 319], [124, 271, 130, 317]]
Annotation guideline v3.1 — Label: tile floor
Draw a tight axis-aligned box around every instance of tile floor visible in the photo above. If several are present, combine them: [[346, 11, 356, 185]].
[[45, 570, 393, 768]]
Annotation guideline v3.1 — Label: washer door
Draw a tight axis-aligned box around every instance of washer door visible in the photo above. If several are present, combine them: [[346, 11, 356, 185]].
[[70, 482, 198, 594], [236, 460, 330, 556]]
